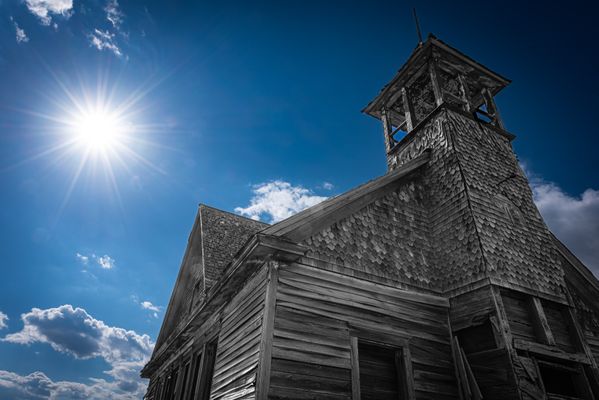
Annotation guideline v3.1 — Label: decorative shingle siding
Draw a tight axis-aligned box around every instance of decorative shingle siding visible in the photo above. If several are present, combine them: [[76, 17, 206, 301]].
[[445, 111, 565, 297], [304, 109, 566, 298], [302, 174, 436, 291], [200, 206, 267, 292], [154, 206, 266, 354]]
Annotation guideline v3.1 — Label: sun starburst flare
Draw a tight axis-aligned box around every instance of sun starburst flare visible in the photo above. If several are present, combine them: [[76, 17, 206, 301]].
[[6, 70, 174, 219]]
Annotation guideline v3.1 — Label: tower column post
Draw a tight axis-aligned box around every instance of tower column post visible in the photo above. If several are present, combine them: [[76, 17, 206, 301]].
[[401, 87, 415, 131], [380, 108, 394, 154], [482, 87, 505, 129], [428, 58, 444, 107]]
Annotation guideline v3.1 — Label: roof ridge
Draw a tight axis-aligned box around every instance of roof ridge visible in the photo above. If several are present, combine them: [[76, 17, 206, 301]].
[[264, 150, 431, 241], [199, 203, 270, 226]]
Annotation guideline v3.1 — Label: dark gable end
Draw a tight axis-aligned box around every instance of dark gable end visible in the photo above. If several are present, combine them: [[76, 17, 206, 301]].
[[153, 205, 267, 354]]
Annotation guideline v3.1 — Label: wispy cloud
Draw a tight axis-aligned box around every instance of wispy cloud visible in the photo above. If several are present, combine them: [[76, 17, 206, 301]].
[[105, 0, 124, 29], [25, 0, 73, 26], [140, 301, 160, 313], [322, 182, 334, 190], [10, 18, 30, 44], [75, 252, 89, 265], [140, 301, 161, 318], [235, 180, 328, 223], [76, 253, 115, 269], [89, 29, 123, 57], [0, 312, 8, 330], [524, 166, 599, 276], [2, 304, 152, 398]]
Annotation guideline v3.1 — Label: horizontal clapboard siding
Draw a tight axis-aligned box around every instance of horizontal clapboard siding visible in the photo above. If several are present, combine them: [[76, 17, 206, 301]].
[[210, 266, 268, 400], [269, 262, 456, 400]]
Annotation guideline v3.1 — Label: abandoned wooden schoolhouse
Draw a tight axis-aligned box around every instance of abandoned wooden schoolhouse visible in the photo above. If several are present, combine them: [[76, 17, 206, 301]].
[[141, 35, 599, 400]]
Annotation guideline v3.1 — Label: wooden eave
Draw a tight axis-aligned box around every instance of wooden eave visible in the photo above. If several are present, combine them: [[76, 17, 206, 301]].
[[552, 233, 599, 309], [263, 149, 431, 242], [152, 208, 203, 351], [141, 233, 307, 378], [362, 35, 511, 120]]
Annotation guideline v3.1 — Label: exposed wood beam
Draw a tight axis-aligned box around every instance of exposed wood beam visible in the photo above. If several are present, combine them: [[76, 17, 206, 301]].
[[529, 297, 556, 346], [513, 339, 590, 364]]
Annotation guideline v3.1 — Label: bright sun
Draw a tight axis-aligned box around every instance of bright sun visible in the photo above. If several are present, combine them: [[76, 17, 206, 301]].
[[72, 109, 125, 151]]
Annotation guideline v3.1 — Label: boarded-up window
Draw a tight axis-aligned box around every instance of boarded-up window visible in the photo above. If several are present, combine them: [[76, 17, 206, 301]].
[[355, 340, 405, 400]]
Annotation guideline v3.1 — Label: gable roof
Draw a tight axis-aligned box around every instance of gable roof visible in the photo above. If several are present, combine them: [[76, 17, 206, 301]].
[[145, 152, 431, 373], [264, 150, 431, 242], [153, 205, 267, 351]]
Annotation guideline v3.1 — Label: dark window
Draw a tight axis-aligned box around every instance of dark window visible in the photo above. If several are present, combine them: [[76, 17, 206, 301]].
[[162, 368, 179, 400], [538, 360, 591, 399], [187, 351, 202, 400], [177, 361, 190, 400], [357, 341, 404, 400], [456, 321, 497, 354], [188, 340, 218, 400]]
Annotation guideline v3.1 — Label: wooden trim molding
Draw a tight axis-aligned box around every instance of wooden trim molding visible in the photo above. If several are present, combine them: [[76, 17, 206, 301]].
[[255, 261, 279, 400]]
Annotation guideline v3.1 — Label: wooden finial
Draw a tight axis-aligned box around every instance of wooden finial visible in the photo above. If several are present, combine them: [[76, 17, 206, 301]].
[[412, 8, 423, 46]]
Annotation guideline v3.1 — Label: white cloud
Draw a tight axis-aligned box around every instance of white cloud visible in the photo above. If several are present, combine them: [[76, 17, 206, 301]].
[[525, 167, 599, 276], [76, 253, 115, 269], [89, 29, 122, 57], [11, 18, 30, 43], [140, 301, 160, 317], [0, 369, 145, 400], [97, 254, 115, 269], [1, 305, 152, 398], [235, 180, 328, 223], [25, 0, 73, 26], [105, 0, 124, 29], [0, 312, 7, 330], [322, 182, 334, 190], [75, 253, 89, 265]]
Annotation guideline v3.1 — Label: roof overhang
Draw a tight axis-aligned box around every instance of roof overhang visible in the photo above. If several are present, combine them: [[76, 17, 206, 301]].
[[362, 34, 511, 120]]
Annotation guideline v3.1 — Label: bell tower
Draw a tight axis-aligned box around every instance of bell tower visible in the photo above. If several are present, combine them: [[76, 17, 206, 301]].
[[363, 35, 599, 399], [364, 34, 509, 171]]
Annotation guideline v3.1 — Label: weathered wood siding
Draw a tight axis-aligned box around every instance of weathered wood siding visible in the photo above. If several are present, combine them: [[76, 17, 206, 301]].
[[449, 286, 519, 400], [268, 261, 456, 400], [210, 265, 268, 400]]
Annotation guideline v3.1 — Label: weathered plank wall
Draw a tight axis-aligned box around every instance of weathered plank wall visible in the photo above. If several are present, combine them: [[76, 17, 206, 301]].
[[268, 261, 456, 400], [210, 265, 268, 400]]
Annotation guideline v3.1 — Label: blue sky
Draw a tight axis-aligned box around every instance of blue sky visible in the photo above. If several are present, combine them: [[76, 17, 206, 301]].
[[0, 0, 598, 398]]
